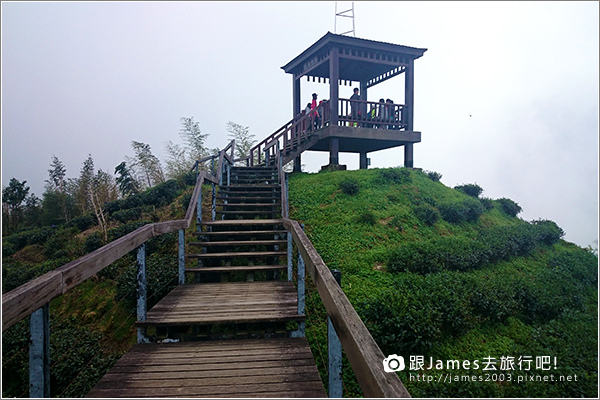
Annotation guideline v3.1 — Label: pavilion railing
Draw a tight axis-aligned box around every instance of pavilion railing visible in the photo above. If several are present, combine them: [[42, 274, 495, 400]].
[[249, 98, 407, 166], [338, 98, 407, 130]]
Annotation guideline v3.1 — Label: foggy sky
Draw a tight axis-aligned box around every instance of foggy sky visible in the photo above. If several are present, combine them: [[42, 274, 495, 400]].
[[1, 1, 598, 248]]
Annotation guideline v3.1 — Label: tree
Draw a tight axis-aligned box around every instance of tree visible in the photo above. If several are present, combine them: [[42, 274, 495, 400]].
[[227, 121, 256, 163], [165, 117, 212, 179], [127, 141, 165, 189], [180, 117, 209, 162], [115, 162, 139, 197], [2, 178, 30, 233], [89, 170, 117, 242], [46, 155, 67, 193], [164, 141, 191, 179], [74, 155, 96, 214]]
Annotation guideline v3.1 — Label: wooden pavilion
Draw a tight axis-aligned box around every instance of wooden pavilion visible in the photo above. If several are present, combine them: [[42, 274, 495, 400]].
[[281, 32, 427, 171]]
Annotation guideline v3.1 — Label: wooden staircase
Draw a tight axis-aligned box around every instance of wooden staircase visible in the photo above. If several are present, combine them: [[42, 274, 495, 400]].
[[87, 165, 326, 398]]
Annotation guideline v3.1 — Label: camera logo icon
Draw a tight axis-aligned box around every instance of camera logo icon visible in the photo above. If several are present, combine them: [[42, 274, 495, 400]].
[[383, 354, 405, 372]]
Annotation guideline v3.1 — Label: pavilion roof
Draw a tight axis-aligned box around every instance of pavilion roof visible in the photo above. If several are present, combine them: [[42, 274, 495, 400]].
[[281, 32, 427, 85]]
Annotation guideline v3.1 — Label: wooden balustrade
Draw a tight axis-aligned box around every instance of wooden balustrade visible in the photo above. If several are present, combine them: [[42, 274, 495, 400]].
[[338, 98, 406, 129], [283, 218, 410, 398]]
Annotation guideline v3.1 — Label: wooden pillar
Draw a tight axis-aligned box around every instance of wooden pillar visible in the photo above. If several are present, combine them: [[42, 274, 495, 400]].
[[329, 138, 339, 165], [293, 154, 302, 172], [329, 48, 339, 127], [293, 74, 301, 116], [404, 143, 414, 168], [359, 152, 368, 169], [360, 81, 368, 102], [404, 58, 415, 131]]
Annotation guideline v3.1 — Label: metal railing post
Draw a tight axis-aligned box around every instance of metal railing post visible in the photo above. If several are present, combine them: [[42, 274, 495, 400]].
[[178, 229, 185, 285], [29, 303, 50, 398], [136, 243, 147, 343], [328, 269, 343, 398]]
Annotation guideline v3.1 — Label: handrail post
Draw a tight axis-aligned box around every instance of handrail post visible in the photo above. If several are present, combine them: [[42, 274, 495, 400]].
[[291, 223, 306, 338], [211, 158, 216, 221], [328, 269, 343, 398], [29, 303, 50, 398], [287, 232, 293, 282], [178, 229, 185, 285], [136, 243, 147, 343], [197, 177, 203, 233]]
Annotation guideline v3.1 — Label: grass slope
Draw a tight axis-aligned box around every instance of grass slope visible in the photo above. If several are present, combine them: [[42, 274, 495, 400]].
[[288, 167, 598, 398]]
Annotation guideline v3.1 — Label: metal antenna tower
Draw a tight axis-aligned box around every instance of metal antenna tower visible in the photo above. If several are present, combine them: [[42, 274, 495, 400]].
[[334, 2, 355, 37]]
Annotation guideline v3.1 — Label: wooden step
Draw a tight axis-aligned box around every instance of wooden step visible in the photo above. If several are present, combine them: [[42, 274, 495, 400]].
[[220, 185, 280, 190], [217, 203, 278, 208], [86, 338, 326, 398], [218, 211, 280, 216], [187, 251, 287, 259], [197, 230, 287, 237], [135, 281, 304, 327], [185, 265, 287, 273], [202, 219, 284, 227], [189, 240, 287, 247], [217, 197, 280, 202]]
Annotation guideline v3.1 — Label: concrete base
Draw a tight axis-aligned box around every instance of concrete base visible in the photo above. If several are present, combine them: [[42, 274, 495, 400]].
[[320, 164, 347, 172]]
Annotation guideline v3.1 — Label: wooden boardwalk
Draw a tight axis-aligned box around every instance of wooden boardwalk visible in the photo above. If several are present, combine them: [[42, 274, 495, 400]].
[[86, 338, 325, 398], [87, 165, 327, 398], [136, 281, 304, 327]]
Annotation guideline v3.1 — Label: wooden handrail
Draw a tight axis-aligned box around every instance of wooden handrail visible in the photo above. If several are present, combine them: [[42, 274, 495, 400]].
[[2, 138, 236, 332], [283, 218, 410, 398]]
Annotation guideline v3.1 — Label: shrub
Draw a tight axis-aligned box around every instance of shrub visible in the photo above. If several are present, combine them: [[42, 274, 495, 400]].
[[339, 178, 360, 195], [65, 214, 96, 231], [111, 207, 143, 224], [142, 180, 181, 207], [183, 171, 198, 186], [530, 219, 564, 245], [415, 204, 440, 226], [439, 198, 484, 223], [496, 197, 522, 217], [43, 227, 80, 259], [356, 210, 377, 225], [454, 183, 483, 198], [548, 251, 598, 287], [479, 196, 494, 211], [424, 170, 442, 182], [387, 241, 442, 274], [84, 232, 104, 253], [376, 168, 411, 185]]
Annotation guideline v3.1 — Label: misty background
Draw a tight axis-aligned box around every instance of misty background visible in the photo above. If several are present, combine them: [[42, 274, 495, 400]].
[[2, 1, 598, 248]]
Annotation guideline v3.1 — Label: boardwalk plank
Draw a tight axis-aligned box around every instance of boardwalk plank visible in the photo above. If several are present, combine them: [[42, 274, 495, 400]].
[[87, 338, 325, 398]]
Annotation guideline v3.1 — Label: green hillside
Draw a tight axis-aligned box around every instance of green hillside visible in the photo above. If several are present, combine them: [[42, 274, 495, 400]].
[[2, 167, 597, 398], [288, 167, 598, 398]]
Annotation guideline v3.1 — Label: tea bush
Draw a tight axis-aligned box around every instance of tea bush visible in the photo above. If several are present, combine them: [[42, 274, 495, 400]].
[[356, 210, 377, 225], [65, 214, 96, 231], [438, 197, 484, 223], [424, 170, 442, 182], [414, 204, 440, 226], [454, 183, 483, 198], [339, 178, 360, 195], [375, 168, 411, 185], [530, 219, 564, 245], [496, 197, 522, 217]]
